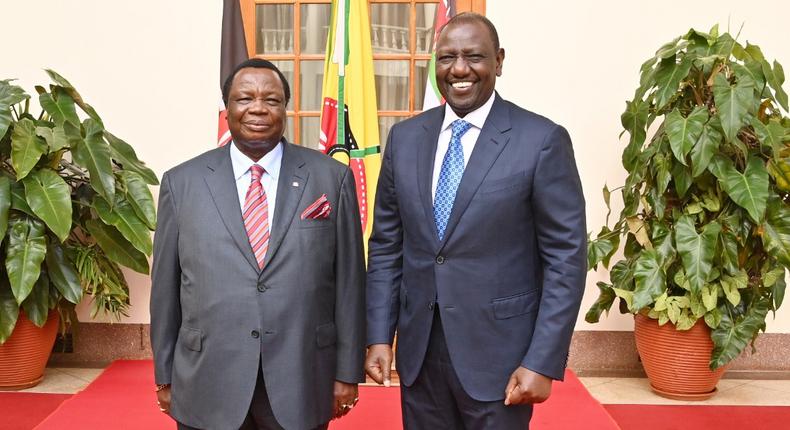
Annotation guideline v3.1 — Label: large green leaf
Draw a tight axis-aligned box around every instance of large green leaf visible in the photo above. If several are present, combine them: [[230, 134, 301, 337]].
[[621, 99, 648, 153], [751, 118, 787, 155], [36, 125, 69, 152], [720, 271, 747, 306], [0, 79, 29, 107], [711, 299, 770, 369], [105, 131, 159, 185], [4, 217, 47, 304], [0, 282, 20, 343], [763, 60, 788, 111], [44, 69, 104, 127], [119, 171, 156, 229], [690, 124, 721, 177], [0, 176, 10, 240], [21, 272, 50, 327], [0, 108, 11, 139], [72, 119, 115, 203], [675, 216, 720, 295], [654, 57, 693, 110], [93, 196, 153, 255], [709, 156, 769, 223], [666, 107, 707, 164], [9, 180, 33, 215], [718, 231, 739, 275], [585, 282, 616, 323], [39, 88, 79, 127], [672, 162, 692, 197], [632, 249, 666, 311], [22, 169, 72, 242], [46, 241, 82, 304], [85, 219, 149, 274], [10, 118, 48, 180], [762, 198, 790, 268], [712, 73, 754, 144]]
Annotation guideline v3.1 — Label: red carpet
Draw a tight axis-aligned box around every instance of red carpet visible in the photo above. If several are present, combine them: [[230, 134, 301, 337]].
[[0, 392, 70, 430], [605, 404, 790, 430], [34, 360, 616, 429]]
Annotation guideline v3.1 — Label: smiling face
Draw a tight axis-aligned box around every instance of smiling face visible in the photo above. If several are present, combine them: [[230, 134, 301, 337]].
[[435, 19, 504, 118], [227, 67, 287, 160]]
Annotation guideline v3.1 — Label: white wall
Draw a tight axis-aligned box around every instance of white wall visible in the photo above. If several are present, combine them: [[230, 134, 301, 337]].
[[489, 0, 790, 332], [2, 1, 789, 332]]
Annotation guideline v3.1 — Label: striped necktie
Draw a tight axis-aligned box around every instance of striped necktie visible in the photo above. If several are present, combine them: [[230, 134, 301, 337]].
[[243, 165, 270, 269], [434, 119, 472, 240]]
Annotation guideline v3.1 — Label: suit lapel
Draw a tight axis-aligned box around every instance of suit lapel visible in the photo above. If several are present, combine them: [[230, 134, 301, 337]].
[[263, 141, 307, 270], [204, 145, 261, 273], [439, 95, 512, 250], [417, 107, 445, 244]]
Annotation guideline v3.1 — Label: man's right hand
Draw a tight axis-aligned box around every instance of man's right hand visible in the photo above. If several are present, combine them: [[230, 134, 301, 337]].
[[365, 344, 393, 387], [156, 386, 172, 415]]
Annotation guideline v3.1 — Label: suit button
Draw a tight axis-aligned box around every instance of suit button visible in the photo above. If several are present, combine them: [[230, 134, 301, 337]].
[[257, 284, 267, 292], [436, 256, 445, 264], [251, 330, 260, 339], [428, 302, 435, 310]]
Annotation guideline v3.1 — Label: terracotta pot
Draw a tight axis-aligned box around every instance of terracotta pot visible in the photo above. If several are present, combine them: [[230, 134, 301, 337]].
[[0, 311, 59, 390], [634, 313, 726, 400]]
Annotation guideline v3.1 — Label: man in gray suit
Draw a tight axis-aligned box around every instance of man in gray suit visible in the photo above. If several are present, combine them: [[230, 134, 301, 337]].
[[365, 13, 586, 429], [150, 58, 366, 430]]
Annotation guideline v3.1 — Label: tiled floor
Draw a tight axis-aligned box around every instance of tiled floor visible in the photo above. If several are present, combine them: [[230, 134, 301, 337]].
[[18, 367, 790, 407]]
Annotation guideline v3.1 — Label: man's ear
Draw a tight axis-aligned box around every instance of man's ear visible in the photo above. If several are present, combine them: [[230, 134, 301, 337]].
[[496, 48, 505, 77]]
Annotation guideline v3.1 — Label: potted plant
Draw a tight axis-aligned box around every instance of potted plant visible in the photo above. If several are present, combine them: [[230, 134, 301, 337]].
[[586, 26, 789, 400], [0, 70, 158, 389]]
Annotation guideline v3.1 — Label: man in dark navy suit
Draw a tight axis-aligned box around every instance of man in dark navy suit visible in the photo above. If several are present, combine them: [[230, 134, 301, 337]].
[[365, 13, 587, 429]]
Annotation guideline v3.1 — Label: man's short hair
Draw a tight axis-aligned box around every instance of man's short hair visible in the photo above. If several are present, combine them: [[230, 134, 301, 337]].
[[222, 58, 291, 106], [440, 12, 500, 52]]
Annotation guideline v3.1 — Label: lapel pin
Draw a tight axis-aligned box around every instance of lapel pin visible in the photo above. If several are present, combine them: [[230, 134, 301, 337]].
[[292, 182, 299, 187]]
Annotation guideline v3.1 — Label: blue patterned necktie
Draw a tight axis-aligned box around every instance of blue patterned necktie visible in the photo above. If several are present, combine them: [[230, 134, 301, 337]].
[[434, 119, 472, 240]]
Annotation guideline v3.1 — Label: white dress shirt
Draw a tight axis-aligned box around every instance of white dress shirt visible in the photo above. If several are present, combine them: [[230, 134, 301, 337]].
[[230, 141, 282, 230], [431, 92, 497, 199]]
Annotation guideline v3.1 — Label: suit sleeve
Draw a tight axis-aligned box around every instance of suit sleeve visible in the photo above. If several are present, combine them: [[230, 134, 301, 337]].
[[366, 130, 403, 346], [333, 167, 367, 383], [149, 172, 182, 385], [521, 125, 587, 381]]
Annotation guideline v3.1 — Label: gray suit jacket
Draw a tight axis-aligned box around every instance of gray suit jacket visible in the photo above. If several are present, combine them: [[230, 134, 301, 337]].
[[367, 94, 587, 401], [150, 142, 365, 430]]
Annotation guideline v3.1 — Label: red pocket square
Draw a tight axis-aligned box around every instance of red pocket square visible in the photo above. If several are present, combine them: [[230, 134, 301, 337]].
[[301, 194, 332, 220]]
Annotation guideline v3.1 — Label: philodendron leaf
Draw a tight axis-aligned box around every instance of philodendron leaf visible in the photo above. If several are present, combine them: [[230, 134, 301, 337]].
[[764, 60, 788, 111], [632, 249, 666, 311], [119, 171, 156, 230], [10, 181, 33, 216], [709, 155, 769, 223], [105, 131, 159, 185], [587, 236, 615, 271], [5, 217, 47, 304], [690, 124, 722, 177], [44, 69, 104, 127], [718, 231, 739, 275], [22, 169, 72, 242], [675, 216, 721, 295], [21, 272, 50, 327], [621, 99, 648, 147], [710, 298, 770, 369], [0, 109, 11, 139], [712, 73, 754, 144], [11, 118, 48, 180], [72, 119, 115, 203], [751, 118, 787, 155], [39, 88, 79, 127], [666, 107, 707, 164], [762, 197, 790, 268], [585, 282, 616, 323], [93, 195, 153, 255], [654, 57, 693, 110], [0, 176, 10, 240], [46, 241, 82, 305], [85, 219, 149, 274], [35, 125, 69, 152], [0, 79, 29, 107], [0, 284, 20, 343]]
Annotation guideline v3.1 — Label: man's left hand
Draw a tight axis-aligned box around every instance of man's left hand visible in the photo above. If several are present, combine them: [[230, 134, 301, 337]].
[[332, 381, 359, 419], [504, 366, 553, 405]]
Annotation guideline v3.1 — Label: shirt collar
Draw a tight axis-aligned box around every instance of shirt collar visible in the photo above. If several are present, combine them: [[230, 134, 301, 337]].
[[440, 91, 497, 132], [230, 140, 284, 181]]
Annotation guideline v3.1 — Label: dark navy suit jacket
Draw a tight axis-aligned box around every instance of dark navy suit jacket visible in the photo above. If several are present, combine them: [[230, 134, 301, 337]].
[[367, 93, 587, 401]]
